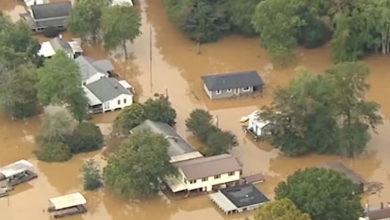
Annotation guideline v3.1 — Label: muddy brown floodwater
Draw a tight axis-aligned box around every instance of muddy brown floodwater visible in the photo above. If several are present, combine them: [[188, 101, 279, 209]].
[[1, 0, 390, 219]]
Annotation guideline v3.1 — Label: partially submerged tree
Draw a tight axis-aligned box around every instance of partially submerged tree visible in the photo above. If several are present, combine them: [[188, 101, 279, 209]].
[[83, 159, 103, 190], [101, 4, 141, 59], [68, 122, 104, 153], [37, 51, 88, 121], [144, 94, 177, 126], [36, 141, 72, 162], [255, 198, 311, 220], [68, 0, 110, 43], [113, 103, 146, 135], [185, 109, 215, 141], [275, 168, 363, 220], [104, 130, 177, 198], [203, 130, 237, 156]]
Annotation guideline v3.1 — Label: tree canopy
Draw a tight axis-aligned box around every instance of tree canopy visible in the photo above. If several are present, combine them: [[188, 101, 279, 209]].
[[113, 103, 146, 135], [275, 168, 363, 220], [68, 122, 104, 153], [104, 130, 177, 199], [37, 51, 88, 121], [101, 4, 141, 59], [254, 198, 311, 220], [144, 94, 177, 126], [83, 159, 103, 190], [261, 62, 382, 156]]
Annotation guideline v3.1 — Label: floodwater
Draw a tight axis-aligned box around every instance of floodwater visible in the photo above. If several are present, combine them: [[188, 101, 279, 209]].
[[1, 0, 390, 219]]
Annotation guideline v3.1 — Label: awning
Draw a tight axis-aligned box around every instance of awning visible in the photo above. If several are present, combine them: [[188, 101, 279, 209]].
[[0, 160, 34, 178], [209, 192, 237, 212], [165, 176, 187, 193], [49, 193, 86, 210]]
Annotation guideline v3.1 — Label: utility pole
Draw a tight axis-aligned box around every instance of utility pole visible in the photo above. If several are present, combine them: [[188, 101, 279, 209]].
[[149, 24, 153, 93]]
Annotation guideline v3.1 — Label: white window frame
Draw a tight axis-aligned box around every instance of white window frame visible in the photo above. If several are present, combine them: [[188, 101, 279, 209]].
[[242, 86, 251, 92], [227, 88, 232, 93], [216, 90, 222, 95]]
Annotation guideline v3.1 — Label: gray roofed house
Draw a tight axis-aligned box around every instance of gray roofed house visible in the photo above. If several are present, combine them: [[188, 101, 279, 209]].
[[173, 154, 242, 180], [202, 70, 264, 99], [131, 120, 203, 162], [210, 184, 269, 214], [85, 77, 131, 103], [75, 56, 114, 84], [29, 2, 71, 32]]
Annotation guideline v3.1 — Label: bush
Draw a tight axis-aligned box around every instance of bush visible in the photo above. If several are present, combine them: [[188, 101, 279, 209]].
[[185, 109, 215, 141], [298, 18, 330, 48], [43, 26, 60, 38], [113, 103, 146, 134], [36, 140, 72, 162], [82, 159, 103, 190], [144, 94, 176, 126], [68, 122, 104, 153]]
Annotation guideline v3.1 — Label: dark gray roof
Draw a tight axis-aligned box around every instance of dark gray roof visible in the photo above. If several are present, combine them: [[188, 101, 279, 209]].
[[50, 37, 72, 54], [85, 77, 131, 102], [31, 2, 71, 20], [131, 120, 197, 157], [173, 154, 242, 180], [220, 184, 269, 208], [202, 70, 264, 91], [75, 56, 113, 82]]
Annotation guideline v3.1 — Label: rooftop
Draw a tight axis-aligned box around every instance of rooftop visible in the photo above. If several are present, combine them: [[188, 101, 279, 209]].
[[49, 193, 86, 210], [85, 77, 131, 103], [0, 160, 34, 178], [132, 120, 202, 160], [173, 154, 242, 180], [202, 70, 264, 91], [75, 56, 113, 82], [321, 162, 367, 185], [31, 2, 71, 20]]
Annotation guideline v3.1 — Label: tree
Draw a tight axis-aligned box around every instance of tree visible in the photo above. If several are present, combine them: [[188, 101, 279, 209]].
[[37, 51, 88, 121], [67, 0, 110, 43], [82, 159, 103, 190], [324, 62, 382, 156], [224, 0, 262, 36], [144, 94, 177, 126], [36, 141, 72, 162], [113, 103, 146, 135], [203, 130, 237, 156], [103, 130, 177, 198], [255, 198, 311, 220], [68, 122, 103, 153], [252, 0, 302, 65], [185, 109, 215, 141], [0, 63, 39, 118], [101, 4, 141, 59], [275, 168, 363, 220]]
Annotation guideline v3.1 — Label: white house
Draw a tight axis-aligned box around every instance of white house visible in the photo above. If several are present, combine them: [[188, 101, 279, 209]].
[[38, 37, 83, 59], [111, 0, 133, 6], [84, 77, 133, 113], [75, 56, 114, 85], [246, 110, 273, 138], [166, 154, 242, 193], [24, 0, 48, 7]]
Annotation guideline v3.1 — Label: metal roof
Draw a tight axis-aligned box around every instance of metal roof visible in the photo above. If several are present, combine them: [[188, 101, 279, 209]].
[[85, 77, 131, 103], [173, 154, 242, 180], [210, 191, 237, 212], [220, 184, 269, 208], [0, 160, 34, 178], [31, 2, 71, 19], [132, 120, 200, 159], [202, 70, 264, 91], [75, 56, 112, 82], [50, 37, 72, 55], [49, 193, 86, 210]]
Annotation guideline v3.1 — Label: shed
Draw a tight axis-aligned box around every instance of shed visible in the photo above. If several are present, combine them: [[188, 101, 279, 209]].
[[49, 193, 86, 210], [202, 71, 264, 99], [0, 160, 33, 178], [30, 2, 71, 32]]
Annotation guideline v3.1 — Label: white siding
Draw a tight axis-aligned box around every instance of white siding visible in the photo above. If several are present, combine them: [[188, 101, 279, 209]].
[[180, 170, 241, 192], [103, 94, 133, 112], [84, 73, 107, 85]]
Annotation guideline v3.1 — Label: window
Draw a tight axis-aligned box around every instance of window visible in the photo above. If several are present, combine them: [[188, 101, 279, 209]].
[[242, 86, 251, 91], [202, 177, 208, 182], [228, 172, 235, 176], [118, 99, 121, 105], [227, 88, 232, 93], [214, 174, 221, 179], [124, 98, 127, 104], [216, 90, 221, 95], [189, 180, 197, 184]]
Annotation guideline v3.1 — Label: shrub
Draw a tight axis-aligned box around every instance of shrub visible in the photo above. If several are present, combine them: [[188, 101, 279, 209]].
[[113, 103, 146, 134], [68, 122, 104, 153], [36, 140, 72, 162], [43, 26, 60, 38], [82, 159, 103, 190]]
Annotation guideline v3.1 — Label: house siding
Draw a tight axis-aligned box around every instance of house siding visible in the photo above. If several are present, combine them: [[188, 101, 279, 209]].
[[180, 170, 241, 192], [102, 94, 133, 112], [203, 84, 261, 99]]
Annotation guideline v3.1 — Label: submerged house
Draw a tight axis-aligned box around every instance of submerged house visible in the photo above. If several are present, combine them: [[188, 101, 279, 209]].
[[210, 184, 269, 214], [38, 37, 83, 59], [75, 56, 114, 85], [131, 120, 203, 163], [0, 160, 37, 187], [246, 110, 273, 139], [84, 77, 133, 113], [166, 154, 242, 193], [29, 2, 72, 32], [201, 70, 264, 99]]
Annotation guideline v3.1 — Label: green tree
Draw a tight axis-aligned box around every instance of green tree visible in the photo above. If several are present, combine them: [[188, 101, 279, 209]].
[[324, 62, 382, 156], [82, 159, 103, 190], [104, 130, 177, 198], [224, 0, 262, 36], [255, 198, 311, 220], [101, 4, 141, 59], [37, 51, 88, 121], [39, 108, 77, 143], [0, 63, 39, 118], [203, 130, 237, 156], [36, 141, 72, 162], [68, 122, 104, 153], [144, 94, 177, 126], [68, 0, 110, 43], [252, 0, 302, 65], [275, 168, 363, 220], [113, 103, 146, 135], [185, 109, 215, 141]]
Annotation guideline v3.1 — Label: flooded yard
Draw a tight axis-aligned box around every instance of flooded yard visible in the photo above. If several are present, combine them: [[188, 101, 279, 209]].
[[1, 0, 390, 219]]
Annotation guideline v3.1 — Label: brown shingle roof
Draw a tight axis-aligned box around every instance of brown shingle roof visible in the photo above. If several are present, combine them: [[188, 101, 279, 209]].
[[173, 154, 242, 180], [368, 207, 390, 219]]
